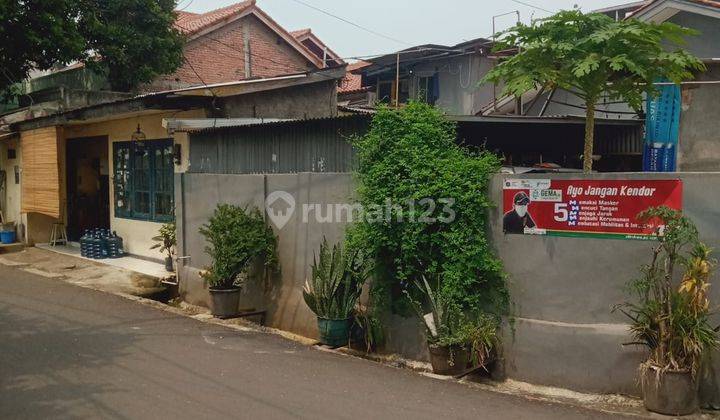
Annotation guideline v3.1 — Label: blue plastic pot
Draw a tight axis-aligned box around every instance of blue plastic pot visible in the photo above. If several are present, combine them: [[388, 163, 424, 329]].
[[0, 230, 16, 244]]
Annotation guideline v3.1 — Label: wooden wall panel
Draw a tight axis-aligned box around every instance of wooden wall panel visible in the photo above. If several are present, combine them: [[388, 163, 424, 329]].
[[21, 127, 61, 219]]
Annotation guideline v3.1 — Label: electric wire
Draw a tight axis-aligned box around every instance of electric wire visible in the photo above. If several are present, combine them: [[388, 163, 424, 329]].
[[508, 0, 554, 14], [280, 0, 412, 46]]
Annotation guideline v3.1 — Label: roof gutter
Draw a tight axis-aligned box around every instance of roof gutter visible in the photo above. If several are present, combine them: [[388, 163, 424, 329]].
[[163, 117, 293, 133]]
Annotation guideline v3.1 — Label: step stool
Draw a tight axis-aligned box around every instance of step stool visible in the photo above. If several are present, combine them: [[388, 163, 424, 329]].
[[50, 223, 68, 246]]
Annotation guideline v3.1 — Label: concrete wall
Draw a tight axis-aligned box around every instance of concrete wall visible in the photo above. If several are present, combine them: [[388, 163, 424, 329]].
[[677, 63, 720, 171], [489, 172, 720, 402], [176, 171, 430, 358], [176, 172, 354, 339], [667, 11, 720, 59], [0, 137, 22, 227], [175, 170, 720, 402], [407, 55, 496, 116], [222, 80, 338, 120]]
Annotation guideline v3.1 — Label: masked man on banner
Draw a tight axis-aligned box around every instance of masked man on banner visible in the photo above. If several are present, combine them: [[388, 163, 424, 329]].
[[503, 191, 536, 234]]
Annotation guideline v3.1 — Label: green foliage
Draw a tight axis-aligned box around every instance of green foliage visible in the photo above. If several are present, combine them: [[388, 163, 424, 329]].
[[405, 275, 498, 365], [0, 0, 86, 93], [352, 307, 385, 353], [303, 238, 370, 319], [199, 204, 277, 290], [482, 10, 704, 172], [0, 0, 184, 93], [614, 206, 718, 375], [347, 102, 508, 319], [80, 0, 185, 91], [150, 220, 176, 260]]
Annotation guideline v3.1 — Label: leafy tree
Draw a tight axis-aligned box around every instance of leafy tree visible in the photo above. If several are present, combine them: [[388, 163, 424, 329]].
[[482, 10, 704, 173], [0, 0, 184, 93], [80, 0, 185, 91], [347, 102, 508, 319], [0, 0, 87, 92]]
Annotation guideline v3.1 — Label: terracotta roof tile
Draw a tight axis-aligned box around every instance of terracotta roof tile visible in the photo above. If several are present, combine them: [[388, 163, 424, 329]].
[[290, 28, 312, 38], [174, 1, 255, 35], [339, 61, 370, 93]]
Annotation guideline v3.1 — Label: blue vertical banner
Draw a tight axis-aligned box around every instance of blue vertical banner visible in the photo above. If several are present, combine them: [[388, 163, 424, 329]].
[[643, 83, 681, 172]]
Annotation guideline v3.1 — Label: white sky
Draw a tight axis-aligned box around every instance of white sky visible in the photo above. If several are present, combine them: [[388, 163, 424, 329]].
[[180, 0, 629, 59]]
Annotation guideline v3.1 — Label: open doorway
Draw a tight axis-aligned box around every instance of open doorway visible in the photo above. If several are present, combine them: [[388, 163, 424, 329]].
[[66, 136, 110, 241]]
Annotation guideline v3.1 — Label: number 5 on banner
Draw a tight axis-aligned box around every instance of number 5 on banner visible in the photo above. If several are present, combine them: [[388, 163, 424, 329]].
[[554, 203, 569, 222]]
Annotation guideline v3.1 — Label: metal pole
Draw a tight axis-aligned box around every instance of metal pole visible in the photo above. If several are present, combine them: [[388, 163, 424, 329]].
[[395, 52, 400, 107], [491, 10, 520, 111], [515, 11, 523, 115]]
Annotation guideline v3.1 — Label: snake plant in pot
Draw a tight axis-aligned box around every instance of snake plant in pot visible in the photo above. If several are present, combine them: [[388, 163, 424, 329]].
[[406, 275, 499, 376], [615, 207, 718, 416], [303, 238, 369, 347], [199, 204, 277, 319]]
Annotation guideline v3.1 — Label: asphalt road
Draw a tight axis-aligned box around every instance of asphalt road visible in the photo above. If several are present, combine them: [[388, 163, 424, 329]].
[[0, 264, 619, 419]]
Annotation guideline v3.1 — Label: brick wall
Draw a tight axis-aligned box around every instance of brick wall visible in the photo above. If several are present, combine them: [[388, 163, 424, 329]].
[[151, 15, 315, 91]]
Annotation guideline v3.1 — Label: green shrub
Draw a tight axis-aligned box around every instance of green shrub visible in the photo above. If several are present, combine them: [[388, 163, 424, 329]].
[[303, 237, 370, 319], [347, 102, 508, 318], [406, 274, 498, 365], [199, 204, 277, 290]]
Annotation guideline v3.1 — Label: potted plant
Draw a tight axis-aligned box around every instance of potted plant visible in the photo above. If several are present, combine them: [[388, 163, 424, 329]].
[[199, 204, 277, 319], [406, 275, 499, 376], [151, 221, 176, 272], [303, 238, 369, 347], [349, 306, 384, 353], [615, 206, 718, 416]]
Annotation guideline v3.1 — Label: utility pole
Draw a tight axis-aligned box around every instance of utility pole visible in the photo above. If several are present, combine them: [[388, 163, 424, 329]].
[[394, 52, 400, 107]]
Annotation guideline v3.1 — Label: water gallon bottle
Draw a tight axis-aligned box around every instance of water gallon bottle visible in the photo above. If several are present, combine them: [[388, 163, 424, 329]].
[[79, 230, 89, 257], [87, 230, 96, 259], [91, 229, 103, 259], [106, 231, 124, 258], [98, 229, 109, 259]]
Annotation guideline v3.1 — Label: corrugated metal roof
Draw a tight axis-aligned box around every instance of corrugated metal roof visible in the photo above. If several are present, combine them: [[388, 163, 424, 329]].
[[186, 113, 372, 133], [189, 114, 369, 174], [183, 111, 641, 136], [451, 114, 644, 126]]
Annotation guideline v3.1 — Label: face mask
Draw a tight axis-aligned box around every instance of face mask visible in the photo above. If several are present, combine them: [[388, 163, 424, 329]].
[[515, 205, 528, 217]]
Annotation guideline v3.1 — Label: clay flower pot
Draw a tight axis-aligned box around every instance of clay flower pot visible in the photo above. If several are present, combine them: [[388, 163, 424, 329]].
[[427, 342, 469, 376], [641, 364, 699, 416], [209, 287, 241, 319]]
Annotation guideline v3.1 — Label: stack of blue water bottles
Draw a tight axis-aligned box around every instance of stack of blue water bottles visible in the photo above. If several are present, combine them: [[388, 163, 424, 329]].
[[80, 229, 124, 259]]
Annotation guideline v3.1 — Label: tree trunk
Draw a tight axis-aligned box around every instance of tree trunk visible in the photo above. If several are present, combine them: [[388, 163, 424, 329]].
[[583, 100, 596, 174]]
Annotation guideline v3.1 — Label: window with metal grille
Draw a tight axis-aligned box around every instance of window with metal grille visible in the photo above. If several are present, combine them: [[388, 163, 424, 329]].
[[113, 139, 174, 222]]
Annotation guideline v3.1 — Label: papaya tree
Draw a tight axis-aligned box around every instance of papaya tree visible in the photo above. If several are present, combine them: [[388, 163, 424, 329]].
[[482, 10, 704, 173]]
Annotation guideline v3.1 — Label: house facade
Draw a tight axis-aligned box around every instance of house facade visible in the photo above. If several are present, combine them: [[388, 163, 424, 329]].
[[0, 1, 345, 260], [346, 38, 499, 115]]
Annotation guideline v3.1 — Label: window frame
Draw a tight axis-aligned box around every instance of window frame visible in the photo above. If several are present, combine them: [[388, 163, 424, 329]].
[[417, 74, 439, 105], [113, 139, 174, 223]]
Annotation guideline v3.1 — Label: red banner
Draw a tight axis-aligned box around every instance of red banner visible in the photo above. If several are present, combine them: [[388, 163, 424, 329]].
[[502, 179, 683, 240]]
